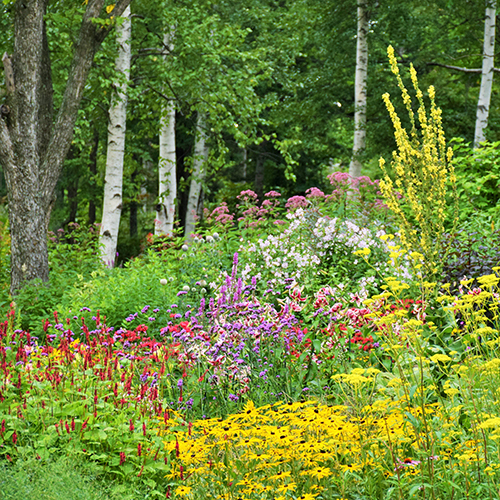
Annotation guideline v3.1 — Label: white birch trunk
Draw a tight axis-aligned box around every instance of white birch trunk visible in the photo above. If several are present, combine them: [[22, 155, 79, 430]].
[[184, 113, 209, 239], [99, 7, 131, 267], [349, 0, 369, 178], [155, 30, 176, 236], [474, 0, 496, 148]]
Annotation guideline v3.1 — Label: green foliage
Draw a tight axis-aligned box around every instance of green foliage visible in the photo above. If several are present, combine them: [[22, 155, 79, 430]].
[[0, 217, 10, 310], [8, 224, 103, 335], [0, 456, 112, 500], [440, 229, 500, 291], [450, 138, 500, 224], [56, 232, 236, 333]]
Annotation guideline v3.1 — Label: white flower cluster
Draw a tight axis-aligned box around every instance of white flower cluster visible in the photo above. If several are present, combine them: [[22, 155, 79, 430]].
[[312, 216, 380, 256], [240, 209, 321, 286], [239, 208, 412, 295]]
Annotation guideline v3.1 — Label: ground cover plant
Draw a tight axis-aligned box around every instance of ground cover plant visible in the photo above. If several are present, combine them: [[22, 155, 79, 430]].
[[2, 48, 500, 500]]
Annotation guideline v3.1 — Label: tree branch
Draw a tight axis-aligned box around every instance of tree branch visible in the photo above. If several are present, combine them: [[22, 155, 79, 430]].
[[147, 83, 181, 105], [427, 61, 500, 73]]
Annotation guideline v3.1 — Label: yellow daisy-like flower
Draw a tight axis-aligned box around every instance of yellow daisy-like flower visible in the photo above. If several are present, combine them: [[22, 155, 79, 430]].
[[310, 466, 331, 480], [297, 494, 317, 500], [339, 463, 363, 472], [300, 466, 331, 480], [174, 485, 192, 497], [277, 482, 297, 493], [268, 470, 292, 481]]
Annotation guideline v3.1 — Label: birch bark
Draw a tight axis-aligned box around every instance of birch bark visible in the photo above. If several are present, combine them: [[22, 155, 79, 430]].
[[99, 6, 131, 267], [474, 0, 496, 148], [184, 113, 208, 239], [0, 0, 132, 293], [349, 0, 369, 178], [155, 30, 176, 237]]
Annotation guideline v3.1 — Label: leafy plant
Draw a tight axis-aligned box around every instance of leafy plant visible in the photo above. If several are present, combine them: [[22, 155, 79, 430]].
[[450, 138, 500, 224], [440, 229, 500, 291]]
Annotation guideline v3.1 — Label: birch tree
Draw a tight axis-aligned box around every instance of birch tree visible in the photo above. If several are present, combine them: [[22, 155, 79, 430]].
[[0, 0, 132, 293], [349, 0, 369, 178], [474, 0, 496, 148], [155, 30, 176, 237], [184, 113, 209, 239], [100, 6, 131, 267]]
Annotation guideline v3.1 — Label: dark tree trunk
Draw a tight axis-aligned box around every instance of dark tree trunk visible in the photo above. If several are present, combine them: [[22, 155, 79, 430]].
[[67, 179, 79, 225], [0, 0, 132, 294], [59, 146, 79, 228], [254, 153, 265, 202], [130, 169, 138, 237]]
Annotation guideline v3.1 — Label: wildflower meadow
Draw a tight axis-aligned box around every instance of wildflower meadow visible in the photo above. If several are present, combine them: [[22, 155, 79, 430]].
[[1, 49, 500, 500]]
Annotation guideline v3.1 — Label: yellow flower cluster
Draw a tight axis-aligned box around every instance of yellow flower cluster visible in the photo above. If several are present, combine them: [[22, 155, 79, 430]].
[[157, 396, 491, 499], [379, 46, 458, 276]]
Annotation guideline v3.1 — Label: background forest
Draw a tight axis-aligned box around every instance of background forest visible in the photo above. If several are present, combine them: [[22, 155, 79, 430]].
[[1, 0, 499, 264]]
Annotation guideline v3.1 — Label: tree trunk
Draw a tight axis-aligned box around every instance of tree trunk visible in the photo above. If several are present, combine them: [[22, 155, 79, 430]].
[[242, 148, 247, 180], [474, 0, 496, 148], [99, 6, 131, 267], [67, 179, 79, 226], [254, 153, 265, 201], [349, 0, 369, 178], [155, 29, 176, 237], [184, 113, 209, 239], [142, 158, 153, 213], [130, 168, 138, 237], [0, 0, 132, 294], [88, 128, 99, 225]]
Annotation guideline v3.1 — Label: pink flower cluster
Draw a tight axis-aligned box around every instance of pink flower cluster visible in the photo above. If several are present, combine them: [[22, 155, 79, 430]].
[[236, 189, 259, 203], [306, 187, 325, 199], [206, 202, 234, 227], [285, 195, 309, 210]]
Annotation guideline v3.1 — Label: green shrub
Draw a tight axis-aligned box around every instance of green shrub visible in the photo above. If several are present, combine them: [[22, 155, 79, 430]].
[[451, 138, 500, 224]]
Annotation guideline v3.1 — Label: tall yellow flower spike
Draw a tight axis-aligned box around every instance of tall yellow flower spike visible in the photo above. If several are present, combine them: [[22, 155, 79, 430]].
[[379, 46, 459, 276]]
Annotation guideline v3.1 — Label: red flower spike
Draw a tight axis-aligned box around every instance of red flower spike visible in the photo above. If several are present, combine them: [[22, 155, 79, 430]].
[[137, 443, 142, 457], [119, 452, 126, 466], [142, 422, 146, 436], [12, 431, 17, 444], [81, 418, 89, 432]]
